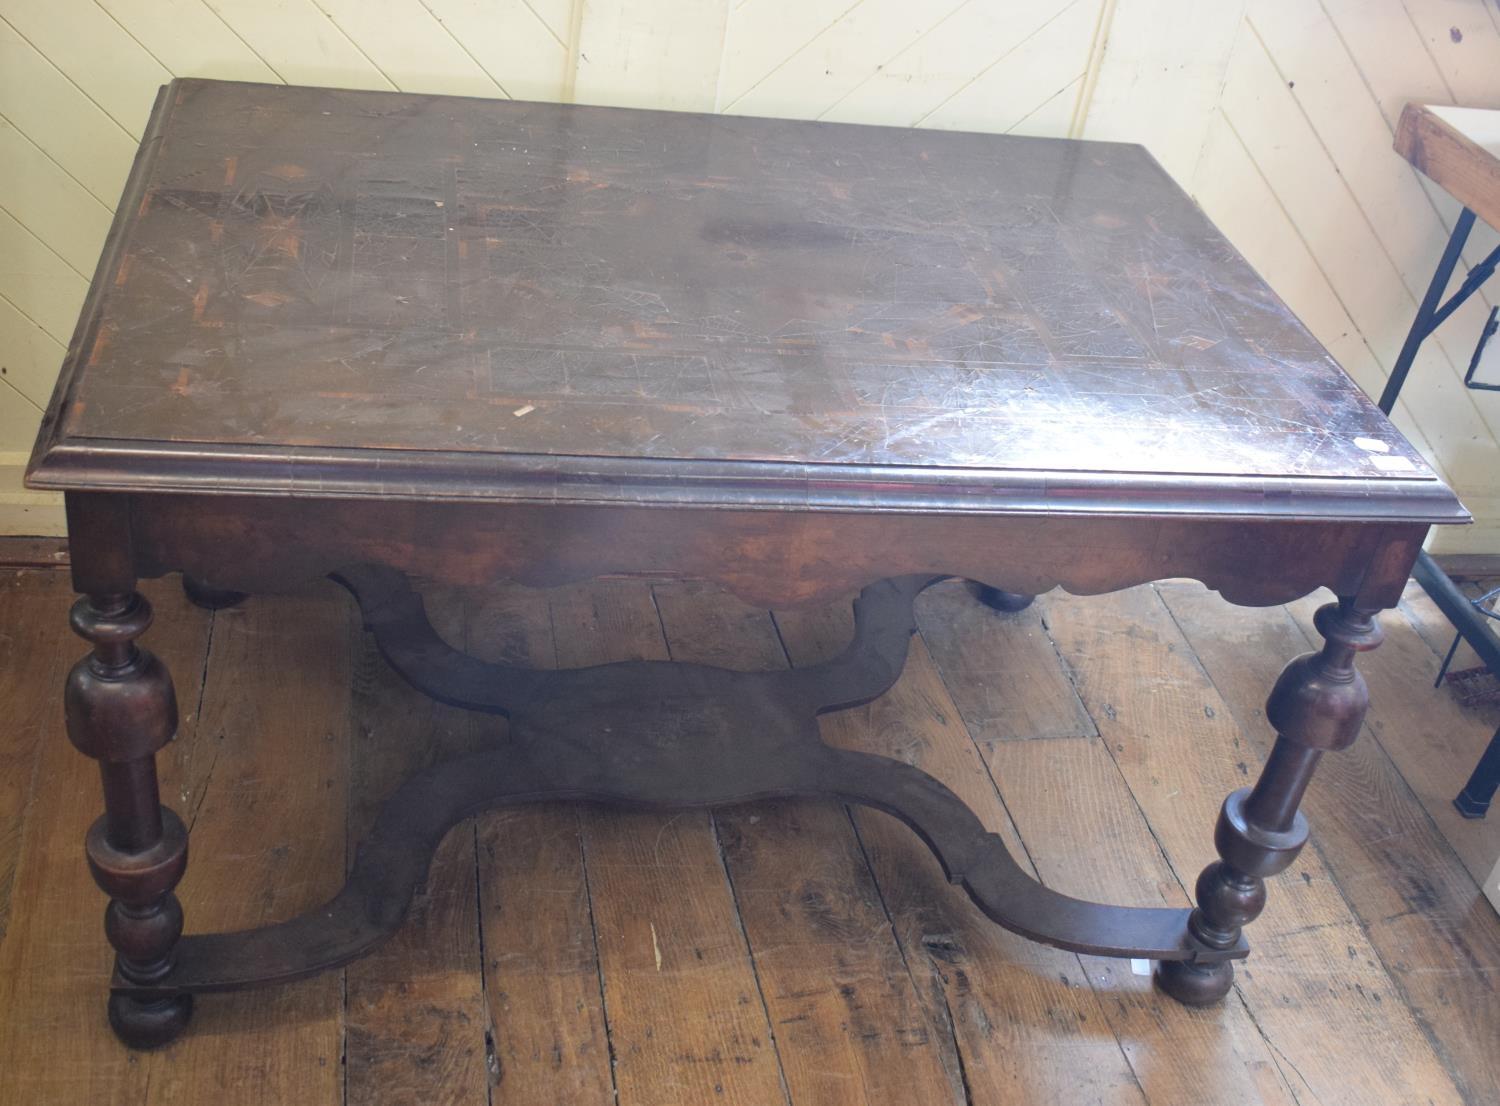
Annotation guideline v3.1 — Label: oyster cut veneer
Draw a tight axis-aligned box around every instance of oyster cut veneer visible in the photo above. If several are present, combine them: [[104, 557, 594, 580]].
[[27, 78, 1465, 1048]]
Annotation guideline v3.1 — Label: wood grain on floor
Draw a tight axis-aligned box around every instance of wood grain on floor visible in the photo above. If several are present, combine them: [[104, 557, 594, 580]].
[[0, 571, 1496, 1105]]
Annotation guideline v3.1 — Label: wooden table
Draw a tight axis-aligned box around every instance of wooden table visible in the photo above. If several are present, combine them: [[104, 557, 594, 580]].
[[26, 79, 1466, 1049]]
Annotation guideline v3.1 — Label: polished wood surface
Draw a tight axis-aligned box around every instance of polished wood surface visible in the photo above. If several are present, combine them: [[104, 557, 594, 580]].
[[1396, 103, 1500, 235], [27, 79, 1461, 522]]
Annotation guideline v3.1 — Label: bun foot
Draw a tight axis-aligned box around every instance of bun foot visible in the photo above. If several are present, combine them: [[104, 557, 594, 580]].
[[108, 991, 193, 1050], [1155, 957, 1234, 1007], [971, 583, 1035, 613], [182, 576, 246, 611]]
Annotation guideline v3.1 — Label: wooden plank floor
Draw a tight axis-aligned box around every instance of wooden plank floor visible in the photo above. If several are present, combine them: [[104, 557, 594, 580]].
[[1, 569, 1498, 1105]]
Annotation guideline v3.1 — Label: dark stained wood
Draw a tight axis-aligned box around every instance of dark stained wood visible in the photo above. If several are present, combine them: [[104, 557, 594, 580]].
[[1160, 579, 1500, 1104], [989, 737, 1298, 1105], [915, 582, 1298, 1105], [144, 566, 1258, 997], [1043, 587, 1467, 1104], [125, 493, 1433, 612], [60, 496, 194, 1050], [1157, 596, 1383, 1007], [180, 576, 247, 611], [1285, 592, 1500, 884], [23, 77, 1474, 1065], [0, 577, 207, 1103], [4, 571, 1498, 1101], [26, 80, 1462, 526]]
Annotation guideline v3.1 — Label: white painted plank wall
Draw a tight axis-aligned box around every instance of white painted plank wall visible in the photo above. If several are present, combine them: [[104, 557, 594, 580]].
[[1, 0, 1496, 551]]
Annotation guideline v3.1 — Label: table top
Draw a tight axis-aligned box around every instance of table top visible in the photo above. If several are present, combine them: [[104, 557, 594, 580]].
[[1396, 103, 1500, 236], [28, 79, 1463, 524]]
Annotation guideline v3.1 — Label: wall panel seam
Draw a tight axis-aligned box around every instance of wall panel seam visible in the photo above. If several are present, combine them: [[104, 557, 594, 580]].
[[197, 2, 289, 83], [911, 0, 1089, 130], [0, 109, 115, 215], [0, 199, 91, 283], [1317, 0, 1492, 300], [719, 0, 867, 114], [91, 0, 177, 78], [1067, 0, 1115, 139], [414, 0, 514, 99], [1243, 16, 1500, 454], [0, 14, 139, 142]]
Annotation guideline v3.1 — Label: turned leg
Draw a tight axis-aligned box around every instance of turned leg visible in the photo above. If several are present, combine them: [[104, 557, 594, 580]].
[[67, 590, 193, 1047], [181, 575, 246, 611], [1157, 597, 1381, 1005], [970, 581, 1035, 613]]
